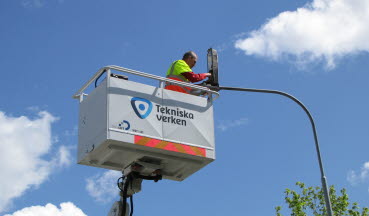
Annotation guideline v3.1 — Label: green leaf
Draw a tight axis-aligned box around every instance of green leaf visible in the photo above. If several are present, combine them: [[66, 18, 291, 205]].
[[275, 182, 369, 216]]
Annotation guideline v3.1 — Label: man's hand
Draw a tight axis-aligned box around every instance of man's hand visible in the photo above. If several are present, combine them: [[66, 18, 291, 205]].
[[204, 73, 212, 77]]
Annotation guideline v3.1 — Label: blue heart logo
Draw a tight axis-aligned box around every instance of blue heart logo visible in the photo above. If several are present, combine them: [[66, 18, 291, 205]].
[[131, 97, 153, 119]]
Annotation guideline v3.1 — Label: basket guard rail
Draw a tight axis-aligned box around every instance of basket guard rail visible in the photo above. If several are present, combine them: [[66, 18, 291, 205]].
[[72, 65, 220, 100]]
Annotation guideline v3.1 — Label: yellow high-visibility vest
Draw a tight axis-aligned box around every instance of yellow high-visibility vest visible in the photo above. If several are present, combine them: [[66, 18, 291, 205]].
[[166, 60, 191, 82]]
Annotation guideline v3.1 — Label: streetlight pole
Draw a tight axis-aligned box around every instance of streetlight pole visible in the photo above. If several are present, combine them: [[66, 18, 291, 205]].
[[218, 86, 333, 216]]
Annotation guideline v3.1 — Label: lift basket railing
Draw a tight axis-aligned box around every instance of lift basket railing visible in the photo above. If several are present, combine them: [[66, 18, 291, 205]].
[[72, 65, 220, 101]]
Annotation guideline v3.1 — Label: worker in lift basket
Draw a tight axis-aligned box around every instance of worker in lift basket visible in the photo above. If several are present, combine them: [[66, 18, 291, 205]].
[[165, 51, 211, 94]]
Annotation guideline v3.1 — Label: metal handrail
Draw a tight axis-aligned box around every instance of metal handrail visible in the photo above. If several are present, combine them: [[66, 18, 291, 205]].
[[72, 65, 220, 100]]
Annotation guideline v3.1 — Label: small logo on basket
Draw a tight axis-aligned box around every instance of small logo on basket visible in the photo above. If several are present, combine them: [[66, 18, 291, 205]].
[[131, 97, 153, 119], [118, 120, 130, 130]]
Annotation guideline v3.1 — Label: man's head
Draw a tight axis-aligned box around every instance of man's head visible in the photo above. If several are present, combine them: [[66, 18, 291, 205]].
[[182, 51, 198, 68]]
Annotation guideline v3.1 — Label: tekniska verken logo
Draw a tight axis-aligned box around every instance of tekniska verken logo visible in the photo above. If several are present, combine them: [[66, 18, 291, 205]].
[[131, 97, 153, 119]]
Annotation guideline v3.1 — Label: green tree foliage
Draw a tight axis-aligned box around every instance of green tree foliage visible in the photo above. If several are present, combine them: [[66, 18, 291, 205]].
[[275, 182, 369, 216]]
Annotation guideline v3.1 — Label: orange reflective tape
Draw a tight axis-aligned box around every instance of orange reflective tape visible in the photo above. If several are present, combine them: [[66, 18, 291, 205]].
[[134, 135, 206, 157], [173, 143, 187, 154], [146, 139, 161, 147], [190, 146, 204, 156], [163, 143, 177, 152], [182, 145, 196, 155], [155, 141, 169, 149], [135, 136, 151, 146]]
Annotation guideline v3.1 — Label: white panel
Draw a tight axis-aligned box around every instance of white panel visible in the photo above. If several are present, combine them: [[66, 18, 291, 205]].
[[78, 80, 107, 163], [162, 89, 215, 149], [108, 78, 163, 140]]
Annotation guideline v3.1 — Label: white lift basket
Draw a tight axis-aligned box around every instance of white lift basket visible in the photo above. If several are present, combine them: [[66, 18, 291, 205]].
[[73, 66, 219, 181]]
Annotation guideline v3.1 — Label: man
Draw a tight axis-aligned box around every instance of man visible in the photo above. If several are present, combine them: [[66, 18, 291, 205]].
[[165, 51, 211, 94]]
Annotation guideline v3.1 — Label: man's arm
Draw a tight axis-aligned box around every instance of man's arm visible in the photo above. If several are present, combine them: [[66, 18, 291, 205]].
[[181, 72, 211, 83]]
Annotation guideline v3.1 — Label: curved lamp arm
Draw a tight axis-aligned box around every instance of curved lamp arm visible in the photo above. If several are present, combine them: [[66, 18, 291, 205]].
[[219, 86, 333, 216]]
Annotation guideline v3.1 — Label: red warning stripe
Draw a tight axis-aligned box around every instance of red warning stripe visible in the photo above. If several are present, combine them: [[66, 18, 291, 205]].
[[134, 135, 206, 157]]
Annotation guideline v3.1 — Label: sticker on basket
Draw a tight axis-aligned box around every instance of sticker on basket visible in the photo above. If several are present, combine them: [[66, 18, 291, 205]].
[[131, 97, 153, 119]]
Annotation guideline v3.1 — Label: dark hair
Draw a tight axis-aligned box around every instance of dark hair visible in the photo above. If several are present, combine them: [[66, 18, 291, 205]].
[[182, 51, 196, 60]]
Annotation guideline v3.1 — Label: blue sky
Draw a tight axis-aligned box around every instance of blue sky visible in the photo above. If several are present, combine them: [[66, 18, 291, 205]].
[[1, 0, 369, 215]]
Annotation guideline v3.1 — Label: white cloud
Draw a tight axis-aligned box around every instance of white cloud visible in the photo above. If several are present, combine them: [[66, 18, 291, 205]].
[[53, 145, 73, 167], [26, 106, 41, 112], [0, 111, 71, 213], [347, 161, 369, 185], [21, 0, 65, 8], [235, 0, 369, 69], [64, 125, 78, 137], [217, 117, 248, 132], [86, 170, 121, 203], [4, 202, 86, 216], [21, 0, 44, 8]]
